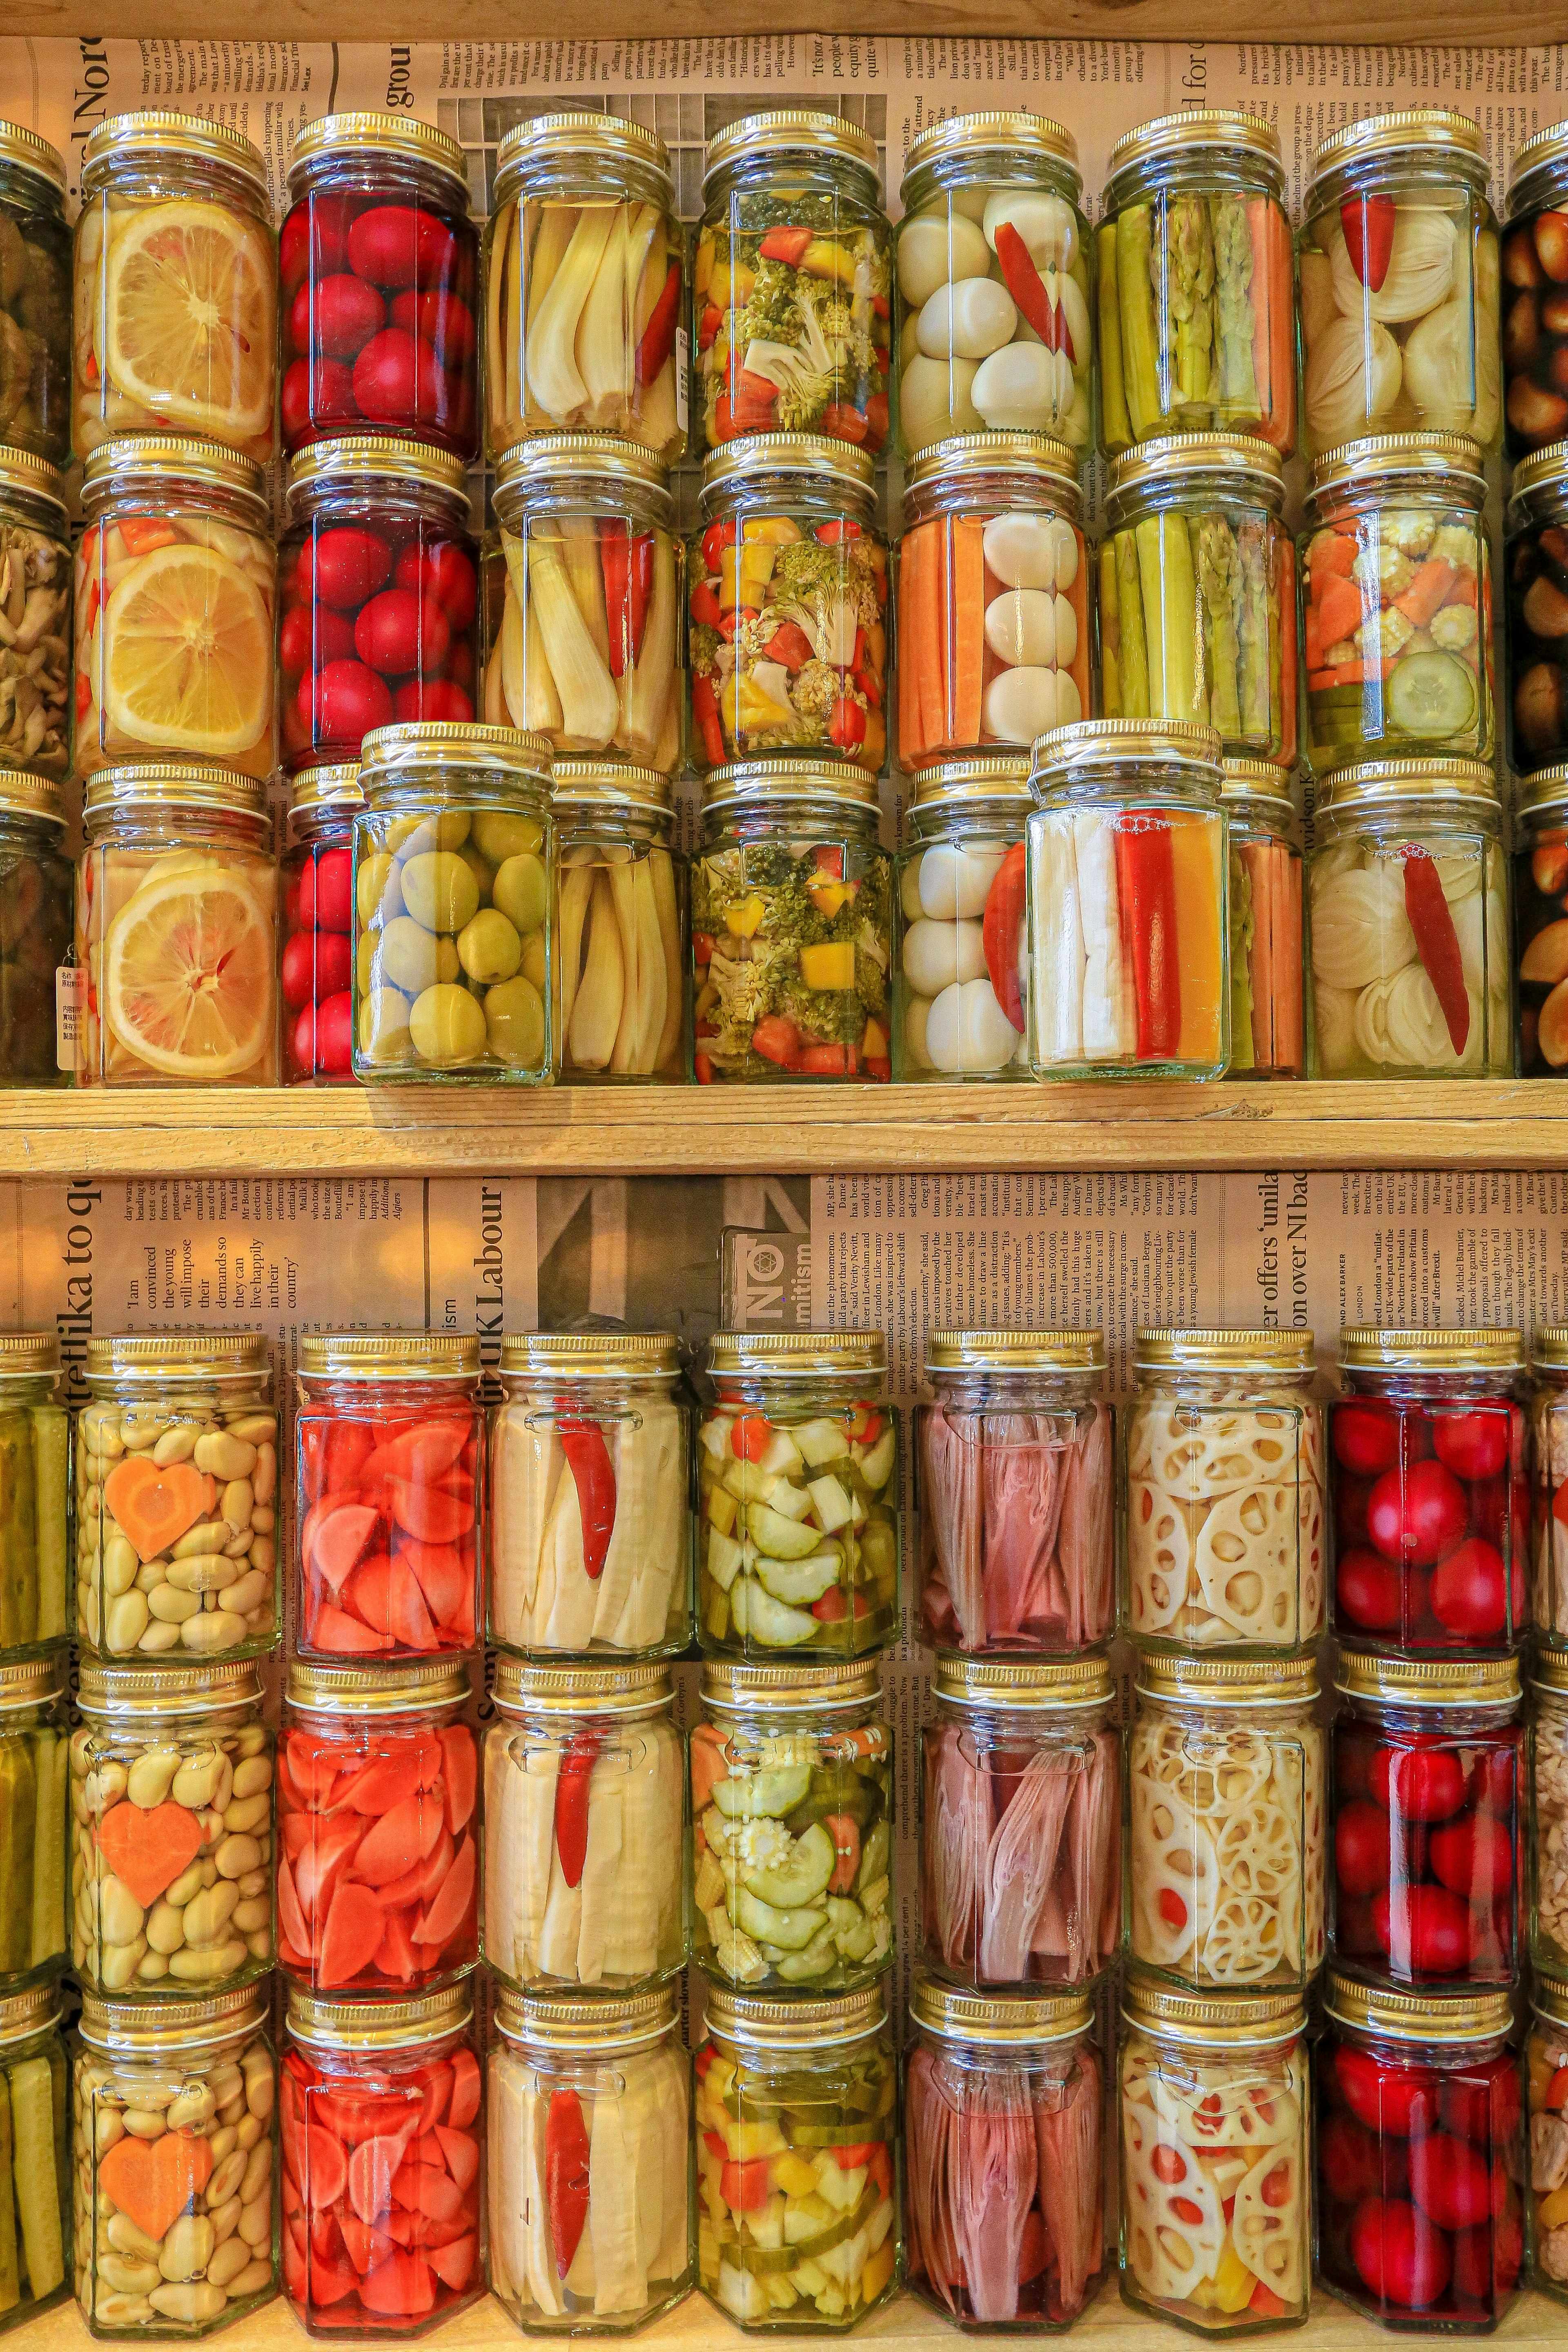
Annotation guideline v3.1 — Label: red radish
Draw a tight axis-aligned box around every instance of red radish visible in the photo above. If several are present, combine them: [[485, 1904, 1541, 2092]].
[[294, 1815, 363, 1923], [446, 2046, 481, 2130], [358, 2252, 436, 2315], [412, 2064, 452, 2138], [411, 1831, 476, 1946], [376, 1828, 454, 1910], [353, 1794, 444, 1886], [427, 2233, 477, 2293], [348, 2131, 415, 2226], [318, 1880, 387, 1987], [435, 2126, 479, 2193], [389, 1476, 474, 1544], [336, 2214, 396, 2276], [373, 1908, 420, 1982], [306, 2249, 361, 2306], [439, 1725, 477, 1833], [399, 1535, 468, 1630], [310, 1501, 383, 1597], [305, 2123, 349, 2209], [278, 1857, 312, 1954]]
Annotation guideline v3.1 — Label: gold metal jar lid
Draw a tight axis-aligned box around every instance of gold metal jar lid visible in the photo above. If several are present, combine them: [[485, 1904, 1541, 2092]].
[[0, 770, 62, 830], [1339, 1325, 1524, 1372], [81, 434, 269, 521], [83, 109, 268, 195], [700, 432, 877, 504], [359, 721, 553, 796], [79, 1659, 263, 1718], [702, 1657, 883, 1714], [0, 1332, 60, 1376], [705, 1982, 886, 2050], [298, 1331, 481, 1381], [0, 120, 66, 195], [287, 1659, 470, 1715], [0, 446, 66, 520], [0, 1982, 62, 2050], [702, 758, 880, 814], [1137, 1653, 1318, 1708], [287, 1982, 472, 2051], [80, 1983, 268, 2054], [903, 110, 1079, 186], [704, 110, 879, 188], [85, 1330, 270, 1384], [286, 436, 470, 504], [1108, 109, 1281, 180], [1220, 760, 1298, 829], [1135, 1327, 1316, 1373], [291, 763, 365, 815], [1519, 768, 1568, 826], [494, 431, 670, 505], [500, 1330, 680, 1378], [496, 110, 672, 191], [550, 761, 673, 824], [494, 1983, 678, 2052], [1334, 1648, 1521, 1707], [910, 755, 1033, 810], [495, 1658, 673, 1716], [708, 1329, 885, 1379], [1506, 439, 1568, 511], [911, 1972, 1091, 2048], [1310, 108, 1486, 193], [903, 430, 1080, 501], [1323, 1969, 1512, 2046], [927, 1328, 1104, 1372], [84, 763, 270, 825], [1307, 430, 1486, 509], [933, 1651, 1112, 1711], [1508, 121, 1568, 211], [290, 111, 468, 195], [0, 1655, 65, 1711], [1107, 431, 1283, 510], [1535, 1325, 1568, 1368], [1313, 759, 1503, 818], [1532, 1972, 1568, 2033], [1122, 1973, 1305, 2049], [1532, 1644, 1568, 1696], [1030, 718, 1223, 794]]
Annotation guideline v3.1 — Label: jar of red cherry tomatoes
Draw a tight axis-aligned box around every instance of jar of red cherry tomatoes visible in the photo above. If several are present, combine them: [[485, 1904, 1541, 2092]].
[[276, 1659, 479, 1996], [1331, 1327, 1530, 1653], [1526, 1970, 1568, 2302], [279, 113, 479, 462], [281, 763, 361, 1084], [279, 436, 479, 771], [294, 1330, 481, 1659], [280, 1980, 483, 2332], [1331, 1648, 1524, 1991], [1317, 1971, 1525, 2329]]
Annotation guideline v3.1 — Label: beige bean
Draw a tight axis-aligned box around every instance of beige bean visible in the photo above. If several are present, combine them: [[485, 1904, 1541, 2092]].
[[137, 1624, 184, 1655], [167, 1553, 241, 1594], [158, 2213, 216, 2281], [234, 2112, 263, 2152], [207, 2058, 243, 2096], [125, 1747, 181, 1809], [236, 2193, 270, 2250], [214, 1834, 261, 1880], [231, 1897, 269, 1935], [134, 1949, 169, 1982], [182, 1882, 239, 1946], [207, 2194, 242, 2244], [80, 1586, 101, 1647], [105, 1590, 150, 1653], [220, 1477, 254, 1534], [198, 1858, 220, 1891], [86, 1762, 127, 1814], [94, 2293, 154, 2325], [98, 1934, 148, 1989], [165, 2086, 217, 2131], [167, 1939, 246, 1982], [107, 2213, 164, 2262], [98, 1875, 144, 1947], [165, 1858, 207, 1908], [220, 1569, 269, 1618], [239, 2141, 270, 2203], [119, 2107, 167, 2140], [226, 1413, 277, 1446], [234, 1724, 268, 1760], [221, 1793, 269, 1839], [241, 2048, 274, 2119], [118, 1418, 159, 1453], [206, 2148, 247, 2207], [172, 1521, 225, 1561], [133, 1559, 166, 1593], [221, 1526, 253, 1560], [148, 1585, 201, 1625], [81, 1482, 101, 1520], [94, 2108, 125, 2156], [247, 1535, 276, 1575], [211, 1754, 234, 1813], [152, 1424, 200, 1467], [150, 2282, 228, 2324], [251, 1506, 276, 1535], [231, 1754, 272, 1800], [205, 2236, 253, 2289], [171, 1752, 221, 1809], [99, 2249, 162, 2295], [252, 1442, 277, 1506], [244, 1927, 272, 1960], [229, 2258, 273, 2298], [102, 1536, 140, 1598], [194, 1431, 257, 1480], [184, 1611, 247, 1653], [205, 2125, 238, 2167], [216, 2094, 247, 2130]]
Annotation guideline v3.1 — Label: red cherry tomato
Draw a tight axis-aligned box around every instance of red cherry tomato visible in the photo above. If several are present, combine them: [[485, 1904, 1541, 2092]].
[[307, 193, 355, 276], [1430, 1536, 1519, 1640], [311, 847, 355, 934], [353, 328, 442, 426], [1438, 2063, 1522, 2146], [1334, 2047, 1441, 2136], [1433, 1408, 1511, 1482], [1336, 1797, 1392, 1897], [389, 287, 477, 363], [1335, 1471, 1373, 1548], [310, 528, 392, 610], [1466, 1747, 1519, 1815], [280, 929, 317, 1012], [346, 204, 459, 291], [1336, 1546, 1404, 1632], [444, 639, 476, 694], [1369, 1744, 1467, 1822], [394, 542, 477, 630], [353, 587, 449, 677], [1408, 2130, 1501, 2231], [1336, 1737, 1374, 1803], [392, 677, 473, 725], [297, 271, 385, 360], [295, 991, 355, 1079], [1428, 1808, 1515, 1903], [1366, 1459, 1469, 1565], [301, 659, 394, 746], [1374, 1881, 1472, 1976], [279, 604, 355, 676], [1319, 2111, 1384, 2205], [1350, 2196, 1452, 2310], [1334, 1399, 1402, 1476]]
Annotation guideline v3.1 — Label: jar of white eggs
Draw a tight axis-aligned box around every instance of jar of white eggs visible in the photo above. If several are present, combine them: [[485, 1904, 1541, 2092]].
[[895, 753, 1032, 1079]]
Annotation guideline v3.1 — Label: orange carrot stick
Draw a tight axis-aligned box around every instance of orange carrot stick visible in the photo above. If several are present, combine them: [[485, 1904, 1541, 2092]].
[[898, 528, 924, 763], [949, 517, 987, 747], [1277, 537, 1298, 768], [1393, 556, 1458, 629]]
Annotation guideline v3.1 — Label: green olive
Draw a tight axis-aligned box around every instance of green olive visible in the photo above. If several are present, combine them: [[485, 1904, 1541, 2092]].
[[380, 914, 460, 994], [410, 982, 488, 1067], [456, 839, 497, 901], [485, 974, 546, 1068], [493, 851, 548, 938], [356, 981, 412, 1065], [400, 851, 480, 935], [457, 906, 523, 985], [473, 809, 543, 866], [387, 808, 472, 856], [520, 929, 547, 991], [357, 851, 404, 929], [356, 932, 376, 993]]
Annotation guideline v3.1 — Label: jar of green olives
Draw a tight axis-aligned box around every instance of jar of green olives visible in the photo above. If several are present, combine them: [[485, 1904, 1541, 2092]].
[[352, 719, 555, 1080]]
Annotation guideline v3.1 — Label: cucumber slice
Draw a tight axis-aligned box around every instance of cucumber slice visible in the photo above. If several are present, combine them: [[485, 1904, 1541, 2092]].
[[1386, 650, 1476, 741], [30, 1732, 64, 1971], [0, 2075, 16, 2313], [8, 2056, 62, 2302], [30, 1408, 67, 1644], [729, 2181, 879, 2276]]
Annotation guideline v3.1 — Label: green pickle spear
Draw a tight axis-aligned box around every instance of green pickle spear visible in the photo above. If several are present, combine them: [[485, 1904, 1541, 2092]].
[[9, 2056, 63, 2303], [0, 2074, 16, 2312], [0, 1413, 36, 1652], [0, 1739, 35, 1977]]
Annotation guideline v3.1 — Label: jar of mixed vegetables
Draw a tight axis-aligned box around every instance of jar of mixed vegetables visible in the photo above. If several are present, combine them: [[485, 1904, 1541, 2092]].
[[0, 449, 70, 781], [74, 111, 274, 463], [352, 719, 554, 1080], [895, 111, 1091, 458], [695, 111, 891, 457], [1307, 758, 1509, 1078], [1026, 717, 1229, 1078], [897, 432, 1086, 768], [689, 434, 886, 772], [0, 1981, 67, 2330], [0, 1333, 66, 1661], [1219, 763, 1303, 1079], [281, 764, 362, 1085], [550, 759, 686, 1082], [1515, 768, 1568, 1071], [489, 1982, 692, 2330], [1099, 109, 1295, 459], [75, 437, 275, 785], [0, 122, 70, 467], [1102, 433, 1296, 767], [1532, 1330, 1568, 1643], [483, 434, 681, 772], [484, 112, 684, 464], [896, 757, 1031, 1080], [692, 1659, 891, 1995], [0, 770, 68, 1087], [1503, 124, 1568, 455], [1527, 1970, 1568, 2301], [697, 1331, 898, 1655], [281, 112, 479, 462], [1532, 1647, 1568, 1976], [691, 762, 892, 1084], [1300, 111, 1501, 459], [0, 1655, 66, 1992], [695, 1982, 899, 2330], [1506, 443, 1568, 777]]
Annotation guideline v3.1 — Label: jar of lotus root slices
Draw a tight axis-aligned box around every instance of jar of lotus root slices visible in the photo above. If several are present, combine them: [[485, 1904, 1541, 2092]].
[[1127, 1652, 1325, 1994], [1123, 1326, 1325, 1653]]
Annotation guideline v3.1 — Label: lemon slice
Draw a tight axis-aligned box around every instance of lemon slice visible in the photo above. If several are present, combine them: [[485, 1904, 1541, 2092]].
[[106, 199, 274, 437], [104, 866, 273, 1078], [104, 543, 270, 758]]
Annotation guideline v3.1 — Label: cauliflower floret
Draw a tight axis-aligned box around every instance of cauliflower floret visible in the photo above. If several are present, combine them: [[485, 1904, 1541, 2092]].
[[1354, 543, 1415, 599], [792, 658, 844, 723], [1357, 606, 1414, 659], [1430, 603, 1479, 652], [1430, 522, 1478, 568], [1381, 509, 1438, 559]]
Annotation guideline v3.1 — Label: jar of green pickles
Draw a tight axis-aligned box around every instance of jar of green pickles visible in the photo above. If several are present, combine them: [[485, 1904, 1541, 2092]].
[[551, 759, 687, 1082], [0, 1655, 65, 1993], [0, 1333, 67, 1659], [1220, 761, 1304, 1079], [352, 719, 555, 1079], [0, 122, 70, 466], [695, 1983, 900, 2329], [896, 755, 1031, 1081], [0, 1981, 67, 2330]]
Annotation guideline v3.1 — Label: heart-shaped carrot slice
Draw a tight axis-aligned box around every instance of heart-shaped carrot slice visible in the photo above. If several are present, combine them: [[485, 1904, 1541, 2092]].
[[104, 1454, 212, 1563], [97, 1799, 203, 1909], [100, 2128, 214, 2243]]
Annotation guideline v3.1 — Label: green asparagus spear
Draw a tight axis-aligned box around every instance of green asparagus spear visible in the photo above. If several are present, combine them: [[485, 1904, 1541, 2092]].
[[1136, 514, 1204, 724], [1115, 204, 1165, 443], [0, 1739, 35, 1978], [0, 1413, 35, 1652], [1100, 542, 1123, 713], [1212, 196, 1261, 417], [1198, 516, 1244, 739], [30, 1409, 67, 1646], [9, 2056, 62, 2303], [1167, 196, 1216, 412], [1114, 531, 1152, 718], [1097, 220, 1133, 453], [1237, 517, 1274, 743], [1229, 848, 1257, 1072], [0, 2076, 16, 2313], [28, 1731, 62, 1972]]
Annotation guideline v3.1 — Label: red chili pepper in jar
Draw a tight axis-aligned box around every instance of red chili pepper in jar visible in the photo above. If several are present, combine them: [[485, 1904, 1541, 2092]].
[[545, 2089, 592, 2277], [552, 1729, 602, 1889], [981, 844, 1028, 1033], [1114, 815, 1182, 1060], [556, 1417, 617, 1579], [1402, 848, 1470, 1055], [635, 260, 682, 386]]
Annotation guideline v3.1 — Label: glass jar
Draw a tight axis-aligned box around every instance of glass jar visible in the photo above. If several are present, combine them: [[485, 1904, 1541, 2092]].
[[280, 112, 479, 462], [917, 1327, 1112, 1649], [689, 435, 886, 773], [1303, 433, 1492, 773], [0, 123, 70, 466], [691, 761, 892, 1084], [1026, 717, 1229, 1078], [896, 757, 1030, 1080], [482, 434, 680, 773], [277, 1659, 477, 1996], [484, 113, 685, 465], [73, 1984, 276, 2334], [75, 1333, 278, 1663], [1099, 110, 1296, 459], [352, 719, 554, 1080], [895, 113, 1090, 459], [488, 1982, 691, 2329], [696, 1331, 898, 1655], [1331, 1326, 1528, 1652], [1506, 443, 1568, 777], [1515, 768, 1568, 1071], [74, 112, 274, 463], [1527, 1971, 1568, 2303], [922, 1653, 1118, 1991], [0, 1982, 67, 2329], [489, 1330, 690, 1657], [295, 1332, 479, 1660], [1129, 1653, 1324, 1993], [280, 1982, 481, 2331], [1125, 1327, 1325, 1653], [1318, 1973, 1524, 2328], [1219, 762, 1304, 1080], [1102, 435, 1296, 769], [0, 450, 69, 780], [70, 1658, 274, 1998], [279, 437, 480, 772], [1503, 126, 1568, 453], [484, 1658, 685, 1992], [695, 1983, 899, 2329], [1119, 1978, 1310, 2333], [693, 1659, 891, 1995], [75, 438, 274, 784], [904, 1975, 1105, 2329], [897, 434, 1086, 770], [1308, 759, 1509, 1078], [1533, 1648, 1568, 1977], [550, 759, 688, 1082], [0, 1332, 67, 1658], [281, 764, 362, 1085], [695, 111, 891, 457], [1532, 1329, 1568, 1639], [1332, 1649, 1524, 1991], [0, 1655, 65, 1993], [0, 773, 67, 1085]]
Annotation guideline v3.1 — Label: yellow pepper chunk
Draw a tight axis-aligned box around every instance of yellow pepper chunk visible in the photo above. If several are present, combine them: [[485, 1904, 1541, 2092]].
[[860, 2235, 896, 2304], [807, 881, 851, 918], [1169, 810, 1225, 1064], [720, 2118, 787, 2160], [708, 260, 756, 312], [772, 2154, 819, 2199], [862, 1017, 888, 1059], [706, 1485, 737, 1535], [694, 234, 715, 298], [1541, 2185, 1568, 2230], [798, 941, 855, 991], [799, 236, 857, 285], [746, 517, 805, 546], [725, 893, 767, 938], [1206, 2239, 1258, 2315], [720, 543, 778, 610]]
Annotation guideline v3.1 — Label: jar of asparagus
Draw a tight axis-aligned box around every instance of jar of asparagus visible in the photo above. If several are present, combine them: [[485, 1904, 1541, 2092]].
[[551, 759, 686, 1082], [0, 1654, 67, 1993], [1219, 762, 1304, 1078], [895, 757, 1032, 1080], [0, 1332, 67, 1660]]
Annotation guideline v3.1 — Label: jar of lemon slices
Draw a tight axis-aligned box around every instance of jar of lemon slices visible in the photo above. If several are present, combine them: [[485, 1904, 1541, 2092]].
[[74, 764, 279, 1087]]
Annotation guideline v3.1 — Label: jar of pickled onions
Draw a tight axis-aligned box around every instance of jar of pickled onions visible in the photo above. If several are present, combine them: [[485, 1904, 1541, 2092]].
[[0, 121, 71, 466], [1526, 1971, 1568, 2303], [1219, 761, 1305, 1079], [281, 764, 361, 1085], [1513, 769, 1568, 1071], [896, 757, 1032, 1081], [550, 760, 687, 1083], [1532, 1329, 1568, 1641]]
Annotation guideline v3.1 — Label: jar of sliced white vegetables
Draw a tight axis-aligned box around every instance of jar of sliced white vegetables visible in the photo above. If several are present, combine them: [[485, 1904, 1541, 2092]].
[[550, 760, 688, 1082], [896, 757, 1031, 1080]]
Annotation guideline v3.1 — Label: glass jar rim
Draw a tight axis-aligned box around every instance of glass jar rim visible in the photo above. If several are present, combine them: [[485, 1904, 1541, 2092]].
[[358, 721, 553, 800], [494, 1982, 678, 2053], [704, 1982, 886, 2049], [1313, 760, 1502, 822], [699, 432, 876, 508], [1531, 1643, 1568, 1696], [909, 756, 1033, 813], [495, 110, 672, 200], [933, 1651, 1112, 1711], [0, 1982, 62, 2050], [550, 760, 674, 824], [0, 1655, 65, 1712], [701, 760, 881, 818], [1107, 107, 1281, 183], [495, 1657, 674, 1716], [287, 1982, 472, 2051], [1322, 1969, 1512, 2045], [288, 111, 468, 199], [79, 1983, 268, 2053], [926, 1327, 1103, 1374], [494, 432, 671, 513], [84, 765, 271, 828], [1306, 430, 1486, 512], [1029, 719, 1223, 800], [1338, 1324, 1524, 1372], [285, 436, 471, 507], [81, 435, 269, 524], [708, 1329, 884, 1378], [902, 430, 1080, 503], [701, 1658, 883, 1714], [1121, 1976, 1305, 2049], [0, 445, 66, 522], [0, 1332, 59, 1377], [1509, 122, 1568, 214], [78, 1658, 263, 1718], [703, 110, 880, 192], [911, 1971, 1091, 2048], [0, 119, 66, 196], [291, 764, 365, 816], [297, 1331, 481, 1381], [287, 1659, 470, 1715], [1307, 108, 1487, 202], [1220, 761, 1298, 831], [1135, 1326, 1316, 1374], [902, 109, 1079, 189], [1108, 431, 1284, 516], [86, 1331, 270, 1382], [1334, 1647, 1521, 1707], [499, 1330, 680, 1376], [1532, 1971, 1568, 2032], [1136, 1653, 1318, 1708], [1507, 438, 1568, 517], [1534, 1324, 1568, 1368], [83, 109, 267, 197]]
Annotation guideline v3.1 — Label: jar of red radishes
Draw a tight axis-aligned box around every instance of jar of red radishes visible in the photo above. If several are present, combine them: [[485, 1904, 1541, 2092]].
[[1317, 1972, 1525, 2330], [281, 763, 361, 1083], [1331, 1648, 1524, 1991], [1330, 1326, 1530, 1652]]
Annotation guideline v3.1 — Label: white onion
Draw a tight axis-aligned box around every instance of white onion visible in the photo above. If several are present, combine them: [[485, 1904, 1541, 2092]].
[[902, 915, 987, 996], [917, 841, 1004, 920]]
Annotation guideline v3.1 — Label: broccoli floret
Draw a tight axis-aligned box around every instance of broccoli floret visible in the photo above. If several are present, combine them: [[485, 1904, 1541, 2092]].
[[778, 976, 867, 1046], [775, 371, 831, 431], [689, 621, 722, 679], [855, 942, 888, 1019], [771, 542, 845, 602], [736, 256, 801, 346]]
